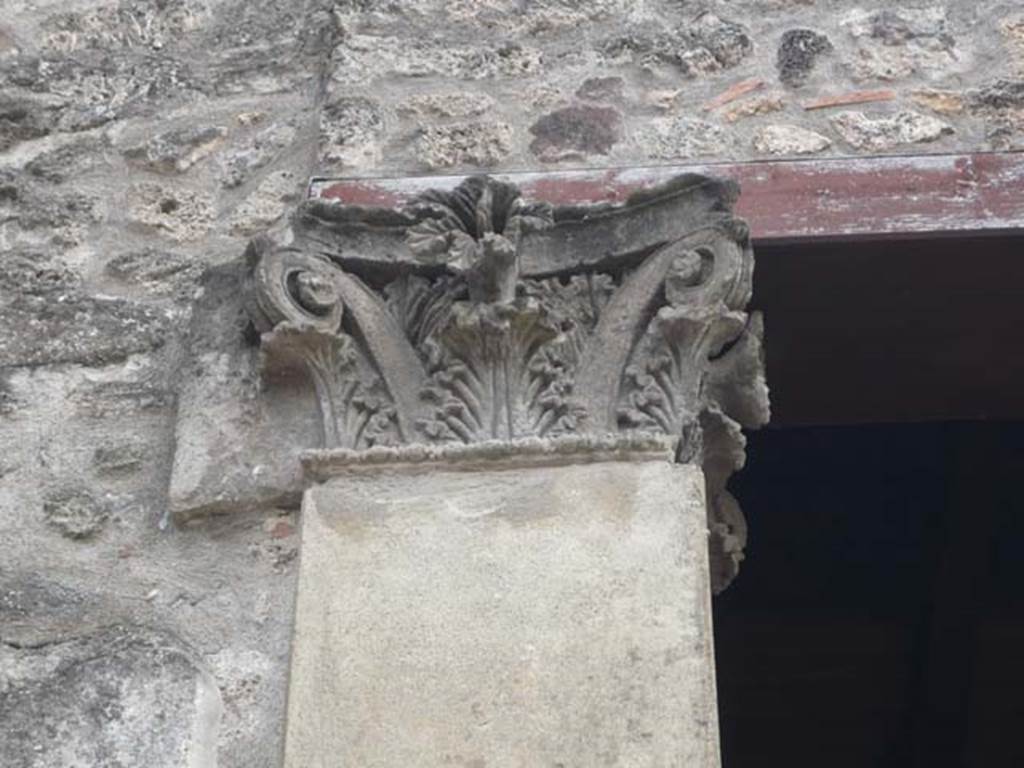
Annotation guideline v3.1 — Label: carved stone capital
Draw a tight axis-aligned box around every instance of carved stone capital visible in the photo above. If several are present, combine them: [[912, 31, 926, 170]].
[[240, 174, 768, 591]]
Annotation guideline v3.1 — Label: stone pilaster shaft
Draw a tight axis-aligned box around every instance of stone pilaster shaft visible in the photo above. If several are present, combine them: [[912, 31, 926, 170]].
[[287, 440, 721, 767]]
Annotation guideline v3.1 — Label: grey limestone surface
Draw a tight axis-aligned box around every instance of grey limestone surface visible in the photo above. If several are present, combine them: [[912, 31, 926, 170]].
[[287, 455, 719, 768]]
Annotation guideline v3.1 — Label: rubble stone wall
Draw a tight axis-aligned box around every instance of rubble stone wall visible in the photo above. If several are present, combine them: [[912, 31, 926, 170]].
[[1, 1, 1019, 766]]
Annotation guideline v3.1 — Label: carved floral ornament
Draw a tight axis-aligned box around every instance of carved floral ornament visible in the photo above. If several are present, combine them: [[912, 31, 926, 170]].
[[244, 174, 769, 591]]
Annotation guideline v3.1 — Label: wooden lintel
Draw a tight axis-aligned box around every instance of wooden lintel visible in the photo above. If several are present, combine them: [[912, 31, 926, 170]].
[[309, 152, 1024, 244]]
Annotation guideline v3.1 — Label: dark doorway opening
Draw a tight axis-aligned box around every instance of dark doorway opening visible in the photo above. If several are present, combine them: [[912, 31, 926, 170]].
[[715, 235, 1024, 767]]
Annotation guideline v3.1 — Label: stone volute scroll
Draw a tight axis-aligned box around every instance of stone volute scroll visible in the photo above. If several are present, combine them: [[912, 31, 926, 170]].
[[238, 173, 769, 592]]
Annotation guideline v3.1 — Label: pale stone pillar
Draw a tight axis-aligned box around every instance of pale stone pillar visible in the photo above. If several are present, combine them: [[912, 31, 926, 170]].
[[286, 440, 719, 766], [169, 172, 768, 765]]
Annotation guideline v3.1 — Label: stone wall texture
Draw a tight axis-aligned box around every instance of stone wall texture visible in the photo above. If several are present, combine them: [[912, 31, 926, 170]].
[[0, 1, 1020, 765]]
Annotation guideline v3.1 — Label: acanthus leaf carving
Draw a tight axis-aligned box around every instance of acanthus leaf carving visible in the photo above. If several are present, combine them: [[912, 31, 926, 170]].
[[242, 174, 769, 589], [413, 291, 582, 443], [404, 176, 553, 305], [260, 322, 399, 450], [701, 310, 769, 592], [244, 239, 403, 451]]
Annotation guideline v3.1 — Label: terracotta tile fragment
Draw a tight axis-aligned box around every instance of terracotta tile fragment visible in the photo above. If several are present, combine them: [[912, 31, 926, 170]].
[[802, 89, 896, 110], [703, 78, 765, 112]]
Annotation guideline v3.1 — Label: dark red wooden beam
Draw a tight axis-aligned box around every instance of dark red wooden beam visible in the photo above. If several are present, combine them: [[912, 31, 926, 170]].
[[310, 152, 1024, 244]]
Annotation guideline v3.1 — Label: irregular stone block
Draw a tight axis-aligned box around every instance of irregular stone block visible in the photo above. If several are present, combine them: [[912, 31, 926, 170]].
[[330, 35, 542, 84], [286, 450, 720, 767], [0, 251, 80, 296], [92, 442, 145, 475], [600, 14, 751, 77], [0, 293, 169, 368], [42, 488, 108, 539], [1001, 16, 1024, 72], [724, 94, 785, 123], [575, 76, 625, 102], [399, 91, 496, 119], [643, 116, 732, 159], [753, 124, 831, 155], [128, 182, 214, 241], [831, 110, 953, 151], [1, 576, 103, 646], [319, 96, 384, 168], [2, 50, 198, 132], [24, 137, 107, 182], [842, 7, 968, 82], [0, 172, 100, 248], [911, 88, 966, 115], [123, 125, 227, 174], [168, 259, 306, 520], [0, 96, 55, 152], [969, 79, 1024, 111], [776, 28, 832, 87], [982, 111, 1024, 150], [39, 0, 209, 52], [105, 247, 197, 296], [71, 379, 173, 418], [529, 104, 622, 161], [209, 49, 321, 97], [0, 625, 221, 768], [415, 121, 513, 169]]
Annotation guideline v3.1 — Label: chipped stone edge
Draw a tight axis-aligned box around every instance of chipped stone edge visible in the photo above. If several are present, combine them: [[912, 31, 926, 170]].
[[301, 433, 680, 481]]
